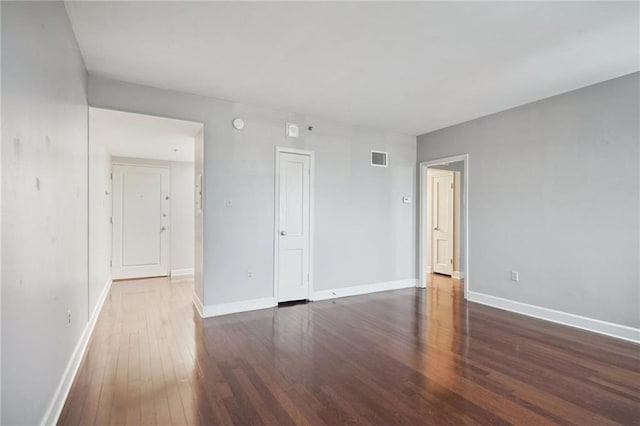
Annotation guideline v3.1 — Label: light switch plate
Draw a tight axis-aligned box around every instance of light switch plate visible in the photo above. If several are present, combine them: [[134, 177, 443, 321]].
[[286, 122, 299, 138]]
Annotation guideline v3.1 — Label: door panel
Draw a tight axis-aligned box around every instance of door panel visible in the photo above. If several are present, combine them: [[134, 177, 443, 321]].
[[277, 152, 311, 302], [433, 173, 454, 276], [284, 161, 304, 237], [113, 164, 170, 279]]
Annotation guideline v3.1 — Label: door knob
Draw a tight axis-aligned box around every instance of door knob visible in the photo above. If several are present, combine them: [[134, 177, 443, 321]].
[[433, 226, 438, 230], [280, 230, 287, 236]]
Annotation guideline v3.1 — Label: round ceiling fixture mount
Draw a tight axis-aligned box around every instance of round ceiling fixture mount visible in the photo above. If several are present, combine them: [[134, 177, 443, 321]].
[[232, 118, 245, 130]]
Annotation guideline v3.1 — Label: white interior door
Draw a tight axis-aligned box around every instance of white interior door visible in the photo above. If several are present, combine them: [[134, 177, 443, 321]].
[[432, 172, 454, 276], [277, 152, 311, 302], [112, 164, 170, 279]]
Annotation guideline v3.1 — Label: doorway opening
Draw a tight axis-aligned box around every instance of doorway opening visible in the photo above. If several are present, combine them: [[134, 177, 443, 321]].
[[419, 154, 469, 299], [88, 107, 204, 312]]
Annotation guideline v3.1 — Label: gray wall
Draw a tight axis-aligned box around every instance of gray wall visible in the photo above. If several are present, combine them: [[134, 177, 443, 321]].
[[89, 77, 417, 306], [1, 2, 89, 424], [417, 72, 639, 328], [194, 128, 204, 302], [170, 161, 195, 272], [89, 112, 112, 316]]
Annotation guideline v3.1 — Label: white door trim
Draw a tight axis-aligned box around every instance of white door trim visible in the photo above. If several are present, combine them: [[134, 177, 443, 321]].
[[419, 154, 469, 300], [274, 146, 315, 302]]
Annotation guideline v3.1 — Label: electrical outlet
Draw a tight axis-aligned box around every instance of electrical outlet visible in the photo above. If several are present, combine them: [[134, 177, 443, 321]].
[[225, 199, 233, 208], [67, 310, 72, 324], [510, 271, 519, 282], [247, 271, 253, 279]]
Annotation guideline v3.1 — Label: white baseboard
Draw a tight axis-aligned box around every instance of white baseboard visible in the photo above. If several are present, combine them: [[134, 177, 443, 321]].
[[312, 279, 418, 301], [42, 276, 113, 426], [192, 292, 204, 317], [200, 297, 276, 318], [467, 291, 640, 344], [194, 279, 418, 318], [171, 268, 194, 278], [453, 271, 465, 280]]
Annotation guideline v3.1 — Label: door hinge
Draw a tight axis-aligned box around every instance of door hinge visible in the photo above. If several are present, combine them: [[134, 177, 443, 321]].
[[451, 183, 453, 189], [450, 259, 453, 264], [109, 260, 113, 267], [110, 216, 113, 224], [110, 172, 113, 180], [307, 273, 310, 282]]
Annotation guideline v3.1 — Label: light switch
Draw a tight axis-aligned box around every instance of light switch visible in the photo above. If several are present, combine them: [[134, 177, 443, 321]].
[[402, 196, 412, 204], [286, 122, 299, 138], [225, 199, 233, 208]]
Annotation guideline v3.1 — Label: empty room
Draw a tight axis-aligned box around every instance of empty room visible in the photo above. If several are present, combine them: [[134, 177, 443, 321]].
[[1, 1, 639, 425]]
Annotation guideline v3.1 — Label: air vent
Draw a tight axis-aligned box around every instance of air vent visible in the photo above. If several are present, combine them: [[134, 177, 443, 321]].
[[370, 150, 388, 167]]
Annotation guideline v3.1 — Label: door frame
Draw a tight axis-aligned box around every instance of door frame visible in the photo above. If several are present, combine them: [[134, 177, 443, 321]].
[[273, 146, 315, 302], [419, 154, 469, 299]]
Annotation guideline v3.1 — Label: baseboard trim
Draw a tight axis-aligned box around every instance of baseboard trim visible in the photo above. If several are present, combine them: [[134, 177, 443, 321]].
[[192, 292, 204, 317], [201, 297, 276, 318], [453, 271, 465, 280], [467, 291, 640, 344], [312, 279, 418, 301], [171, 268, 194, 278], [42, 276, 113, 426]]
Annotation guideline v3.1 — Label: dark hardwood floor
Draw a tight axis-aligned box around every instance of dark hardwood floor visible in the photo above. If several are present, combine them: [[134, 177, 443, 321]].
[[59, 274, 640, 425]]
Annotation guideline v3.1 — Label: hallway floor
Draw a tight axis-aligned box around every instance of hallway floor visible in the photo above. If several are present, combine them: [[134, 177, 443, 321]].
[[59, 275, 640, 425]]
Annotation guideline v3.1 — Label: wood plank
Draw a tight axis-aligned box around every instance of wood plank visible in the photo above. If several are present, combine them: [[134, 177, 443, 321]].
[[59, 275, 640, 425]]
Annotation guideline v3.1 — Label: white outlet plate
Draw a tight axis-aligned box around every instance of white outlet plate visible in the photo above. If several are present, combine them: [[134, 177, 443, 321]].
[[510, 271, 519, 281]]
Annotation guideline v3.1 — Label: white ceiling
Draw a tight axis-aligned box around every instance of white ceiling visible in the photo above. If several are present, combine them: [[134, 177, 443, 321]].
[[68, 2, 639, 136], [90, 108, 202, 163]]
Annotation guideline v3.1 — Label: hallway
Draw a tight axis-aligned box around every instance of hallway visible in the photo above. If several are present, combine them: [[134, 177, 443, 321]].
[[59, 276, 640, 425]]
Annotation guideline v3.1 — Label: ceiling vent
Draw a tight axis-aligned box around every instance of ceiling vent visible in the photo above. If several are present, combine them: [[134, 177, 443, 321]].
[[370, 150, 388, 168]]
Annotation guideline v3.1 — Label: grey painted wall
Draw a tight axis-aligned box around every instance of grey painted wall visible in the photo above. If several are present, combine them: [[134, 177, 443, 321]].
[[194, 128, 205, 302], [417, 72, 640, 328], [170, 161, 195, 272], [89, 77, 417, 306], [89, 112, 112, 316], [1, 2, 89, 424]]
